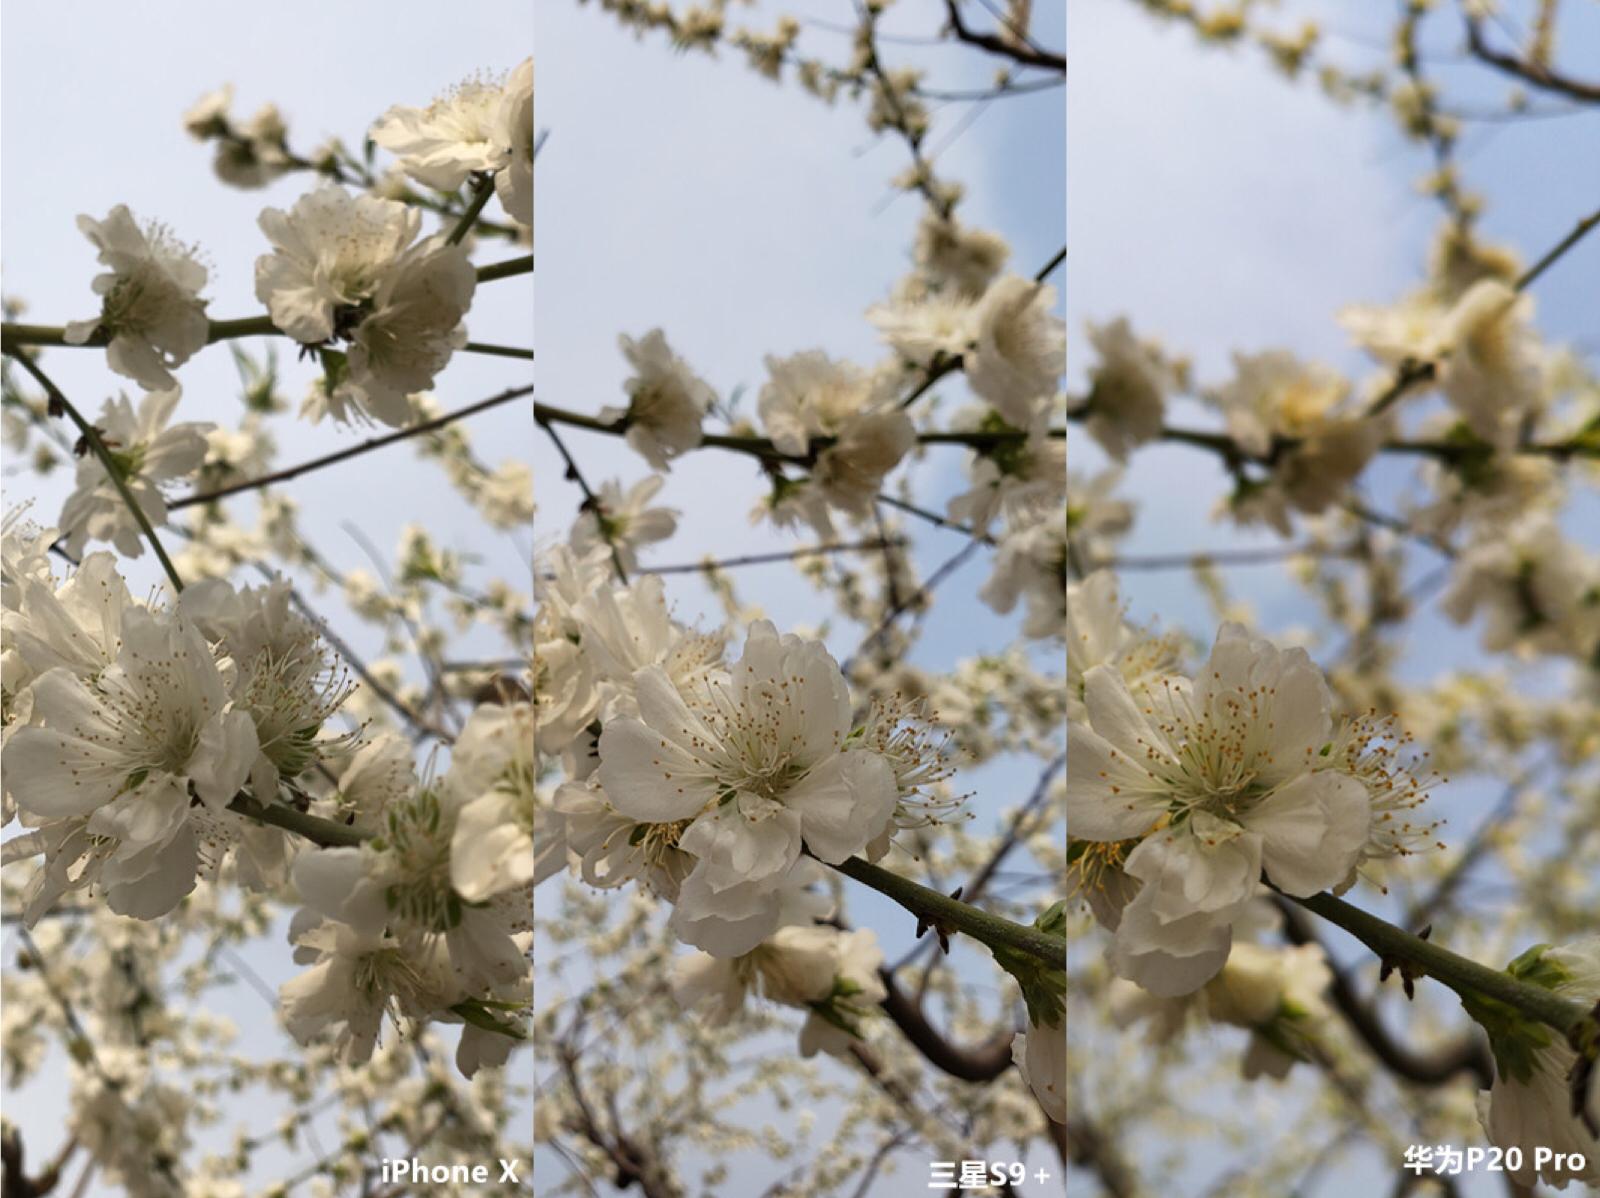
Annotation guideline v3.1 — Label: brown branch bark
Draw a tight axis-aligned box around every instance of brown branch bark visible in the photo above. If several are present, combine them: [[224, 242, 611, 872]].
[[878, 969, 1016, 1082], [943, 0, 1066, 73], [1464, 16, 1600, 103], [1275, 898, 1491, 1087]]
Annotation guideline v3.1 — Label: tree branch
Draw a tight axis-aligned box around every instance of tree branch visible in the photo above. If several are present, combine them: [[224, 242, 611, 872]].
[[942, 0, 1066, 73], [829, 855, 1061, 966], [2, 347, 185, 592], [169, 385, 533, 511], [1288, 889, 1586, 1035], [1464, 16, 1600, 104], [1276, 897, 1491, 1087]]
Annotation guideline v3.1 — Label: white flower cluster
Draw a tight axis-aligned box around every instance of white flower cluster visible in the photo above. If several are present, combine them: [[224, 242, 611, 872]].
[[585, 212, 1067, 640], [281, 703, 534, 1077], [5, 535, 300, 920], [2, 516, 534, 1075], [56, 388, 214, 560], [673, 906, 889, 1060], [255, 185, 477, 427], [534, 545, 958, 1056], [1112, 902, 1335, 1083]]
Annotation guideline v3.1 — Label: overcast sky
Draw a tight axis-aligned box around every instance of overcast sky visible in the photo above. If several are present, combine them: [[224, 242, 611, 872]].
[[2, 2, 532, 1190], [3, 0, 1595, 1193]]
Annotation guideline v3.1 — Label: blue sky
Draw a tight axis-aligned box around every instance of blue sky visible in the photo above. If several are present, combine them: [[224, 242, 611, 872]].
[[533, 2, 1066, 1193]]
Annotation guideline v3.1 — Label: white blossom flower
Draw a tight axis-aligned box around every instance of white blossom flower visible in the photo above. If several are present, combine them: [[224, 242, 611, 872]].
[[1439, 279, 1543, 450], [255, 186, 421, 343], [215, 104, 293, 189], [343, 235, 476, 426], [597, 621, 898, 955], [979, 511, 1066, 639], [755, 351, 889, 454], [1476, 938, 1600, 1190], [553, 775, 695, 897], [1, 507, 56, 603], [178, 577, 352, 796], [1206, 941, 1332, 1080], [279, 918, 459, 1066], [201, 416, 277, 487], [1011, 1016, 1065, 1123], [63, 206, 209, 391], [1068, 624, 1372, 995], [963, 275, 1066, 429], [757, 352, 914, 532], [569, 475, 678, 575], [1111, 918, 1332, 1081], [294, 799, 527, 997], [254, 186, 475, 426], [371, 71, 512, 187], [494, 58, 534, 228], [4, 550, 132, 686], [5, 606, 258, 919], [316, 734, 416, 833], [182, 85, 233, 140], [446, 701, 544, 899], [1210, 351, 1384, 532], [1442, 514, 1600, 660], [797, 929, 887, 1058], [1212, 351, 1346, 459], [371, 58, 533, 227], [1338, 293, 1444, 368], [673, 924, 841, 1023], [812, 407, 916, 524], [1083, 318, 1174, 461], [1066, 570, 1182, 722], [866, 293, 973, 367], [476, 460, 534, 528], [57, 387, 213, 560], [572, 574, 725, 725], [911, 213, 1009, 299], [945, 410, 1066, 533], [533, 614, 600, 760], [599, 329, 715, 471]]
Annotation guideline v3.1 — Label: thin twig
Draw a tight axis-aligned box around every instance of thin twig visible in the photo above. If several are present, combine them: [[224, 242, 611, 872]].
[[637, 538, 904, 575], [170, 385, 532, 510], [2, 347, 185, 592], [536, 412, 629, 584]]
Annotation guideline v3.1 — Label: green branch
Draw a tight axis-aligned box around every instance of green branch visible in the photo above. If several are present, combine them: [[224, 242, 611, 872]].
[[830, 855, 1062, 967], [1, 346, 186, 593], [227, 794, 369, 849], [446, 174, 498, 247], [1292, 890, 1585, 1035], [474, 254, 533, 284]]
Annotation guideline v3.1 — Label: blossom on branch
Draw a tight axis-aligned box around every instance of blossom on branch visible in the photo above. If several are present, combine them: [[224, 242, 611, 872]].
[[254, 185, 476, 426], [63, 206, 210, 392]]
